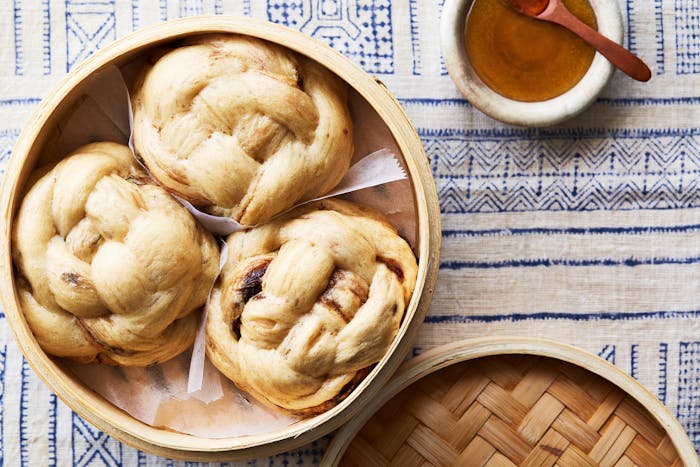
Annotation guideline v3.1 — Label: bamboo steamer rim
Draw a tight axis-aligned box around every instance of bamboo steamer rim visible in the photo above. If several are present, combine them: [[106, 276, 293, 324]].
[[322, 337, 699, 466], [0, 16, 441, 461]]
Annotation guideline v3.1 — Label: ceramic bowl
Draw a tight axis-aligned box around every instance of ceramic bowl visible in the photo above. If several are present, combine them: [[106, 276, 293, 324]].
[[441, 0, 623, 126]]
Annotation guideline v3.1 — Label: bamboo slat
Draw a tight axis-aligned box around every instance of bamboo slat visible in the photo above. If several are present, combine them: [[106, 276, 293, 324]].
[[323, 338, 698, 467], [340, 355, 682, 466]]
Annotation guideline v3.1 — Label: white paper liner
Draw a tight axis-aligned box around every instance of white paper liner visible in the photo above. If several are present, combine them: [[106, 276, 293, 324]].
[[310, 148, 406, 200], [65, 352, 296, 436], [187, 242, 227, 394], [178, 147, 407, 235], [48, 55, 418, 439]]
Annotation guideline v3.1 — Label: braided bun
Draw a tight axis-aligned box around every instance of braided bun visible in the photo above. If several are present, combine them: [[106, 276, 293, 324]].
[[131, 34, 354, 225], [206, 199, 417, 415], [13, 142, 219, 366]]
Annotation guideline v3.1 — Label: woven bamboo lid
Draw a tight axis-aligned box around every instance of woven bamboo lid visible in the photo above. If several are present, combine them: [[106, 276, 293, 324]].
[[322, 338, 699, 466]]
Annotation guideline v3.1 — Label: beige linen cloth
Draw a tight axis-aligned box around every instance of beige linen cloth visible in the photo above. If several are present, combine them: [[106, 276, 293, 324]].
[[0, 0, 697, 465]]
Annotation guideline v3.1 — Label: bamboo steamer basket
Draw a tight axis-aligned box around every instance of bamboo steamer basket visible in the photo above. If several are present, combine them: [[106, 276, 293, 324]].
[[323, 338, 699, 466], [0, 17, 441, 461]]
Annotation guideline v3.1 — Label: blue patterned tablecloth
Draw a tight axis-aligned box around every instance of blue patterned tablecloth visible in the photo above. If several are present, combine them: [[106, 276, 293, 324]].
[[0, 1, 698, 465]]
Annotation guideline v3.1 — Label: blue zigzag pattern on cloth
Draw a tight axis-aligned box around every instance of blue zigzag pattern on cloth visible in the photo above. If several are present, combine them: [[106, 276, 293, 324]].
[[653, 0, 665, 74], [137, 450, 177, 466], [624, 0, 637, 52], [72, 412, 122, 466], [0, 130, 19, 177], [160, 0, 168, 21], [408, 0, 421, 75], [598, 345, 616, 364], [131, 0, 139, 31], [266, 0, 394, 74], [265, 436, 330, 465], [132, 436, 329, 466], [65, 0, 117, 71], [630, 344, 639, 378], [408, 0, 447, 76], [42, 0, 52, 75], [179, 0, 204, 17], [13, 0, 23, 76], [0, 346, 5, 465], [625, 0, 666, 74], [424, 129, 700, 213], [677, 342, 700, 451], [48, 394, 58, 466], [674, 0, 700, 74], [658, 343, 669, 405], [19, 359, 29, 466]]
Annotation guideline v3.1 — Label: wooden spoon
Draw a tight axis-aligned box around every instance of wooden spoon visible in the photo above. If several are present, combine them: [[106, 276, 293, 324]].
[[507, 0, 652, 82]]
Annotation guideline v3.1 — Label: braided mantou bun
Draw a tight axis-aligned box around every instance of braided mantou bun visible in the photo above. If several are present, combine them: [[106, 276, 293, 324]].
[[12, 142, 219, 366], [131, 34, 354, 225], [206, 199, 417, 415]]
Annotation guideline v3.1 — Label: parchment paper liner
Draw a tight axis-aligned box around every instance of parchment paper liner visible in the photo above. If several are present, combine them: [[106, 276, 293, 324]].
[[36, 55, 419, 438]]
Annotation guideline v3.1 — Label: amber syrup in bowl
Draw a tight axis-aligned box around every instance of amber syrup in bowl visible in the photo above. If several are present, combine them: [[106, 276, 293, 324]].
[[465, 0, 597, 102]]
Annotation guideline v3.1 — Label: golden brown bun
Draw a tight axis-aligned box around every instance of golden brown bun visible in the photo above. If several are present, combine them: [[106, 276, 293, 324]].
[[12, 142, 220, 366], [206, 199, 417, 415], [131, 34, 354, 225]]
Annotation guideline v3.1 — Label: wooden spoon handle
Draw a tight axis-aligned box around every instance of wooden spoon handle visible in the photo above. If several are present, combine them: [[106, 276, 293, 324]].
[[541, 2, 652, 82]]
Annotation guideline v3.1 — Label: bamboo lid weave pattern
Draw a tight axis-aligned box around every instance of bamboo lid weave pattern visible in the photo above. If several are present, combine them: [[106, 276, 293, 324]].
[[339, 355, 683, 466]]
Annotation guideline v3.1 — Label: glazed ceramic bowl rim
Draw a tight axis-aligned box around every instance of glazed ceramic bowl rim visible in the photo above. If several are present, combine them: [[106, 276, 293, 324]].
[[441, 0, 623, 127], [0, 16, 441, 461]]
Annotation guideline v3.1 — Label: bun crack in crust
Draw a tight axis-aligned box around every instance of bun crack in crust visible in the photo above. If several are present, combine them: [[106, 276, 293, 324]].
[[206, 199, 417, 415], [12, 142, 220, 366], [131, 34, 354, 226]]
